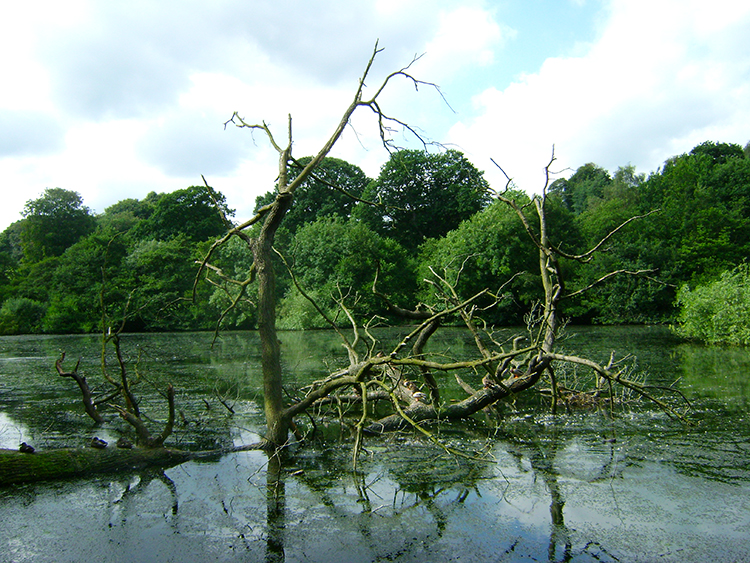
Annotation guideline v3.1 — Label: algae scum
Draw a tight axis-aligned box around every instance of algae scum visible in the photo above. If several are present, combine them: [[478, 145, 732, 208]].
[[1, 327, 750, 562]]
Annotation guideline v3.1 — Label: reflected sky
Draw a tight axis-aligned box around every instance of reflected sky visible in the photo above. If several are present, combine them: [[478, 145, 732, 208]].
[[2, 328, 750, 561]]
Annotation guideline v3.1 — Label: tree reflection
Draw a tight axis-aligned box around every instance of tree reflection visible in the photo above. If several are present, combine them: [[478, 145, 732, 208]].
[[265, 453, 286, 562], [502, 425, 622, 563]]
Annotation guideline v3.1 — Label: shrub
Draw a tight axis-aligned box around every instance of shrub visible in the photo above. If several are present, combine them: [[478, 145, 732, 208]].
[[674, 264, 750, 345], [0, 297, 47, 335]]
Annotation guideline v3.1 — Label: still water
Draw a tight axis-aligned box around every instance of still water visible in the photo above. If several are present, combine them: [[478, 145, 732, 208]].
[[0, 327, 749, 562]]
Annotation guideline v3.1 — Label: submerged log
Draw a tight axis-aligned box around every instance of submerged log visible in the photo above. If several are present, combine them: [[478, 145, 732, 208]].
[[0, 443, 260, 487]]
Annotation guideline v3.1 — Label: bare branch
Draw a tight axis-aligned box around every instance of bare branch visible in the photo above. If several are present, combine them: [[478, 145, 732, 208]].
[[56, 353, 103, 424], [552, 210, 660, 262], [545, 352, 690, 421], [562, 269, 658, 300]]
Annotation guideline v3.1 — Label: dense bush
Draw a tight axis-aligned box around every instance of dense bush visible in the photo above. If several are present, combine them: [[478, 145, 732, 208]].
[[674, 264, 750, 345], [0, 297, 47, 335]]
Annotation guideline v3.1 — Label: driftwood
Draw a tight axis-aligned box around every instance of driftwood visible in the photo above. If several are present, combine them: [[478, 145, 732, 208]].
[[0, 443, 261, 487]]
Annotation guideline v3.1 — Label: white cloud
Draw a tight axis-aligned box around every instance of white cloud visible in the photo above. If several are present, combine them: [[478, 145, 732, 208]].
[[448, 0, 750, 192], [421, 6, 511, 80], [4, 0, 748, 234]]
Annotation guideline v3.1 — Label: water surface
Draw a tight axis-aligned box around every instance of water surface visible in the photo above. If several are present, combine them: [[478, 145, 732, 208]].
[[1, 327, 749, 562]]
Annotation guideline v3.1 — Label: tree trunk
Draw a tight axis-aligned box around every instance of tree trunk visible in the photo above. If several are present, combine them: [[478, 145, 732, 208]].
[[255, 193, 293, 448]]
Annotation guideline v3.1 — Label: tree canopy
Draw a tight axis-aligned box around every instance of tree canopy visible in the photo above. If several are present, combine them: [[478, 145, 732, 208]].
[[1, 140, 749, 337], [20, 188, 96, 262], [254, 156, 370, 236], [355, 149, 491, 251]]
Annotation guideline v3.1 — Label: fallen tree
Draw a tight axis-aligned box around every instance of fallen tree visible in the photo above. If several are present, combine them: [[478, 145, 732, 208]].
[[197, 44, 689, 459], [5, 45, 690, 487], [0, 446, 201, 486]]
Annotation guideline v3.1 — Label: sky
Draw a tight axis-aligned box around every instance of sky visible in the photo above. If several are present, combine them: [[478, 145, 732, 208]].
[[1, 0, 749, 231]]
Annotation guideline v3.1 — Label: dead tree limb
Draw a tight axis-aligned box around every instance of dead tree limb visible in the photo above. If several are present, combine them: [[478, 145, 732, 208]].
[[56, 353, 103, 424], [109, 384, 176, 448]]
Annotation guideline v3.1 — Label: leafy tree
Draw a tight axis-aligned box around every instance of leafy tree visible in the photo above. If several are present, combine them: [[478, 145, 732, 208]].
[[577, 143, 750, 323], [97, 196, 158, 235], [355, 149, 491, 252], [690, 140, 744, 165], [124, 235, 203, 331], [0, 297, 46, 335], [254, 156, 370, 236], [418, 195, 538, 324], [20, 188, 96, 262], [42, 232, 130, 333], [278, 217, 414, 329], [14, 256, 61, 304], [549, 163, 612, 215], [639, 145, 750, 285], [206, 236, 258, 330], [0, 221, 24, 300], [135, 186, 232, 242]]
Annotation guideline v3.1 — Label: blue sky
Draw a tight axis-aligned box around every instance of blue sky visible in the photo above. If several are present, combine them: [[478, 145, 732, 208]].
[[1, 0, 748, 231]]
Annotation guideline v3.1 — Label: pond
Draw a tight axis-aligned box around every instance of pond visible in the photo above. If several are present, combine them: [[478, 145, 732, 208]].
[[1, 326, 749, 562]]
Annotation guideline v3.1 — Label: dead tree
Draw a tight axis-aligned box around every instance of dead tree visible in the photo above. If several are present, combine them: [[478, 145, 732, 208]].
[[277, 152, 689, 444], [196, 45, 689, 456], [196, 41, 444, 449]]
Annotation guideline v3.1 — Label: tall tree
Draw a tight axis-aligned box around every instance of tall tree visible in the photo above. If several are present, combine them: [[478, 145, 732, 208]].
[[355, 149, 491, 252], [549, 163, 612, 215], [20, 188, 96, 262], [418, 195, 538, 324], [254, 156, 370, 236], [278, 217, 414, 329], [136, 185, 232, 242]]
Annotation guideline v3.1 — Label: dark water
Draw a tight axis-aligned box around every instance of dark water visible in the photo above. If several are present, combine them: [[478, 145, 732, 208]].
[[1, 327, 749, 562]]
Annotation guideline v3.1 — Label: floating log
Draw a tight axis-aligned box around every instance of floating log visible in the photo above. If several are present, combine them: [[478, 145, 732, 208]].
[[0, 444, 261, 487]]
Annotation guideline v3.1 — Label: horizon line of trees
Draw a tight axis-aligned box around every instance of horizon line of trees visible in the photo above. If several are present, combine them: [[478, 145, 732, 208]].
[[1, 140, 749, 339]]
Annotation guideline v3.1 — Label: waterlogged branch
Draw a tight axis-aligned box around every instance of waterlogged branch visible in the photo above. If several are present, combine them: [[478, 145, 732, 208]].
[[109, 384, 176, 448], [545, 352, 690, 421]]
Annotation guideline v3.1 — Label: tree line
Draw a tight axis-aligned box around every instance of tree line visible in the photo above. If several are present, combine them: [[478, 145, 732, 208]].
[[1, 140, 749, 337]]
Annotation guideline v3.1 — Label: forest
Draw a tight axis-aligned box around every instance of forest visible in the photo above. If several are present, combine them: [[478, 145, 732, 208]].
[[0, 140, 749, 340]]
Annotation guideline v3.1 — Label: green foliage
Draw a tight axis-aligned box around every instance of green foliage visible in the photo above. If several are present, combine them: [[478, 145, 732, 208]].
[[355, 149, 491, 252], [124, 235, 203, 331], [0, 221, 24, 300], [135, 186, 231, 242], [206, 236, 257, 329], [690, 140, 745, 165], [675, 265, 750, 345], [418, 196, 538, 323], [20, 188, 96, 262], [569, 143, 750, 323], [0, 297, 46, 335], [97, 197, 156, 235], [549, 163, 612, 215], [2, 139, 750, 333], [255, 156, 370, 236], [42, 233, 129, 334], [277, 217, 414, 329]]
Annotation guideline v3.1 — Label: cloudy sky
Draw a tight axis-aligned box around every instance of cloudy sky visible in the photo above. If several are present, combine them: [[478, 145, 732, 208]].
[[1, 0, 749, 231]]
